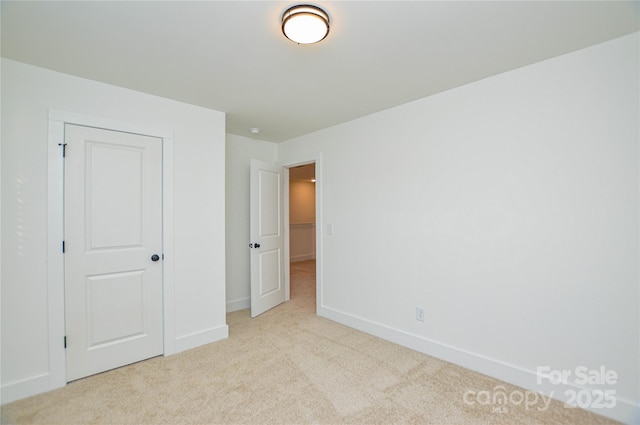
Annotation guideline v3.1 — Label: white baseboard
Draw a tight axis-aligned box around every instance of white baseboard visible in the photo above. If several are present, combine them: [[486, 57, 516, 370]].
[[2, 326, 230, 405], [317, 305, 639, 425], [172, 324, 229, 354], [291, 254, 315, 262], [1, 373, 54, 405], [226, 297, 250, 312]]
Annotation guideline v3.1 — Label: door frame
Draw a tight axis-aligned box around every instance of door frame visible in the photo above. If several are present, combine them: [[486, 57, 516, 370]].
[[282, 153, 323, 313], [47, 110, 175, 390]]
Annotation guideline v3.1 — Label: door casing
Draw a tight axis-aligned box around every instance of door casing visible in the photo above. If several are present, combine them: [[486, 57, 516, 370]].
[[47, 110, 175, 391]]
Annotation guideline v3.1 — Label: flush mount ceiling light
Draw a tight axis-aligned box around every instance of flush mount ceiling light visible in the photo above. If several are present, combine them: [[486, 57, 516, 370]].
[[281, 4, 330, 44]]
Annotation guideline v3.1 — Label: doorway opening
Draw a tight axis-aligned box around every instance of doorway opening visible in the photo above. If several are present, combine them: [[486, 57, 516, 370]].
[[288, 163, 317, 312]]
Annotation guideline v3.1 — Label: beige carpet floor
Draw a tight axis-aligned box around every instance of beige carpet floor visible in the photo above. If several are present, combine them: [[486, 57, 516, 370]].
[[1, 260, 618, 424]]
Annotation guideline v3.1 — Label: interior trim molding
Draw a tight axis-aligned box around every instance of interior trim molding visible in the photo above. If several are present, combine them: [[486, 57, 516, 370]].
[[290, 254, 316, 263], [173, 325, 229, 354], [317, 305, 638, 424], [226, 297, 250, 313], [0, 373, 50, 405]]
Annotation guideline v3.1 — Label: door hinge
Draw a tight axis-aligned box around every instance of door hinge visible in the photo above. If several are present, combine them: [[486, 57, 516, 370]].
[[64, 336, 67, 348], [58, 142, 68, 157], [62, 241, 65, 253]]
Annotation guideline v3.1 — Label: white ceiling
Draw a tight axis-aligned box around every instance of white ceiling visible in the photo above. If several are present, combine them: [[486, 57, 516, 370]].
[[2, 1, 638, 143]]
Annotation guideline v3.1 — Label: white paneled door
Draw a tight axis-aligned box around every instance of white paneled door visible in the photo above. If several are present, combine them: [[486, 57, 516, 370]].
[[250, 159, 286, 317], [64, 124, 163, 382]]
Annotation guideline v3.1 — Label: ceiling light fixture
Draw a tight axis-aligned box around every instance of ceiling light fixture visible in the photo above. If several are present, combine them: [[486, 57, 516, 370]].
[[281, 4, 330, 44]]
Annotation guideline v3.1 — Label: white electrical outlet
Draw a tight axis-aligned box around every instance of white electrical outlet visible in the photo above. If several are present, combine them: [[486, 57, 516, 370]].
[[416, 307, 425, 322]]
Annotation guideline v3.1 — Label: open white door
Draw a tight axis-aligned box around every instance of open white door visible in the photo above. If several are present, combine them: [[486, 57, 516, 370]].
[[250, 159, 286, 317]]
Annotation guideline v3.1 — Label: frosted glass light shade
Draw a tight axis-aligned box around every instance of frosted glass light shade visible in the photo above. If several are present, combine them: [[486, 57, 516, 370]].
[[282, 5, 330, 44]]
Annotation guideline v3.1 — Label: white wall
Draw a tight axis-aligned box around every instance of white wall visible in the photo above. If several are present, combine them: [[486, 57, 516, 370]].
[[1, 59, 228, 402], [290, 180, 316, 223], [278, 34, 639, 423], [225, 134, 277, 312], [290, 180, 316, 262]]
